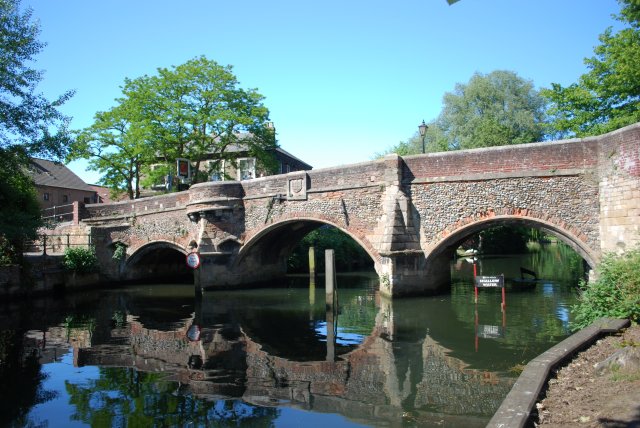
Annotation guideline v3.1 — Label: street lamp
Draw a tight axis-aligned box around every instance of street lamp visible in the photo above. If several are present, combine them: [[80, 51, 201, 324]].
[[418, 120, 428, 154]]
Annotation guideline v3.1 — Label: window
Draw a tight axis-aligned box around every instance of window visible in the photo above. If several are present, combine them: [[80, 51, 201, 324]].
[[43, 193, 49, 201], [62, 195, 68, 203], [237, 158, 256, 181], [84, 197, 91, 204]]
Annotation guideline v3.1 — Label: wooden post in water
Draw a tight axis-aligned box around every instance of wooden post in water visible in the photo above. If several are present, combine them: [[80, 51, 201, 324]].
[[325, 249, 337, 361], [325, 249, 336, 308], [308, 246, 316, 278]]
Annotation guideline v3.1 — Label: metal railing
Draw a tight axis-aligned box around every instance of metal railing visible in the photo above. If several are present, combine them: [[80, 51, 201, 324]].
[[24, 234, 92, 255], [41, 204, 75, 225]]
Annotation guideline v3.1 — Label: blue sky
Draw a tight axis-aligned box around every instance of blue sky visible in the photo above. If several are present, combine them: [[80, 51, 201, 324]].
[[28, 0, 621, 184]]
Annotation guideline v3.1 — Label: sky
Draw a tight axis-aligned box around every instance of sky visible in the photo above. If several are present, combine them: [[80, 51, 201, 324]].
[[26, 0, 622, 184]]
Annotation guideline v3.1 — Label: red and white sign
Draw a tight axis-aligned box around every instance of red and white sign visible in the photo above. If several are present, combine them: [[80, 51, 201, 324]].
[[186, 252, 200, 269]]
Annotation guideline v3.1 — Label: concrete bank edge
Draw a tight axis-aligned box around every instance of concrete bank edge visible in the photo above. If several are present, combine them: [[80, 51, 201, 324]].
[[487, 317, 631, 428]]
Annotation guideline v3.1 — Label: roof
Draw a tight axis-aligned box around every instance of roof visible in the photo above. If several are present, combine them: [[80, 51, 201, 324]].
[[274, 147, 313, 170], [28, 158, 95, 192]]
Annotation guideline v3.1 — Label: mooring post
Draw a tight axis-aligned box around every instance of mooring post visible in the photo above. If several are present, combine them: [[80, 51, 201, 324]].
[[308, 246, 316, 278], [325, 249, 336, 308], [325, 249, 337, 361]]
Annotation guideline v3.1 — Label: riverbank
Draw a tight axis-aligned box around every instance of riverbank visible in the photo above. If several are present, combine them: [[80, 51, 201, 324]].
[[535, 322, 640, 427]]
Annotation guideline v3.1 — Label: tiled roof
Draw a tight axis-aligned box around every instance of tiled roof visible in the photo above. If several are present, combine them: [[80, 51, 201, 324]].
[[275, 147, 313, 170], [28, 158, 94, 192]]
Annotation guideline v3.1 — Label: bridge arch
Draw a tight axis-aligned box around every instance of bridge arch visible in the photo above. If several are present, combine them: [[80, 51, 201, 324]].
[[236, 215, 381, 275], [125, 240, 193, 283], [425, 213, 598, 273]]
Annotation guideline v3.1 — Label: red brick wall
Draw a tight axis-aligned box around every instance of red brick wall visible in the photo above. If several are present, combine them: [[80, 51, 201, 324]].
[[403, 139, 599, 181]]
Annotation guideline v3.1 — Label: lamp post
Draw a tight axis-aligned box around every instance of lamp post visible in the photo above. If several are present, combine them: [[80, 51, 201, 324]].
[[418, 120, 428, 154]]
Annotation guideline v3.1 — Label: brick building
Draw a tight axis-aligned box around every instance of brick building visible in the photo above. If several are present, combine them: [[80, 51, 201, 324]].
[[28, 158, 97, 210]]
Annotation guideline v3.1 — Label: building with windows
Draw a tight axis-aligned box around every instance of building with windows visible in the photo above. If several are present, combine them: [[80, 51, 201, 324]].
[[28, 158, 97, 209], [204, 145, 312, 182], [149, 143, 312, 191]]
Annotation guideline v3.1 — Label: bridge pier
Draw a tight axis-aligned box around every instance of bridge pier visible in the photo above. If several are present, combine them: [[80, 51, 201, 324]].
[[379, 252, 451, 297]]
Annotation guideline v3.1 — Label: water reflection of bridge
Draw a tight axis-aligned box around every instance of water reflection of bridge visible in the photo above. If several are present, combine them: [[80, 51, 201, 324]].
[[29, 295, 514, 426]]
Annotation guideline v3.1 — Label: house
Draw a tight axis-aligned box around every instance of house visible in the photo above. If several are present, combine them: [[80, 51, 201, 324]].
[[149, 141, 312, 190], [28, 158, 97, 209], [203, 145, 313, 182]]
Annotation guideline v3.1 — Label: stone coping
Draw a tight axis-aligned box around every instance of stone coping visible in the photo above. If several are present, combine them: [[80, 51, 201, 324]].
[[487, 317, 631, 428]]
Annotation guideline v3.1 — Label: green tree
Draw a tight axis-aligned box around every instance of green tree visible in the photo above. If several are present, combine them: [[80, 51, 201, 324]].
[[439, 70, 547, 150], [70, 97, 152, 200], [381, 70, 547, 156], [0, 154, 42, 262], [146, 56, 277, 181], [543, 0, 640, 137], [71, 56, 277, 198], [0, 0, 73, 261]]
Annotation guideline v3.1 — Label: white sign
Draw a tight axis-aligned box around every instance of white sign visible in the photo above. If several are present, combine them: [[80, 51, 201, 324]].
[[475, 275, 504, 288], [186, 252, 200, 269]]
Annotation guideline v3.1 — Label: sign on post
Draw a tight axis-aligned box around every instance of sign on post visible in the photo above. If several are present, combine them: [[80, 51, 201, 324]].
[[186, 252, 200, 269], [475, 275, 504, 288], [176, 158, 191, 180], [477, 324, 505, 339]]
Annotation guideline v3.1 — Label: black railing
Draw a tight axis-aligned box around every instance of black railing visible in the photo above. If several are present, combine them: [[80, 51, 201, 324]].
[[24, 234, 92, 255]]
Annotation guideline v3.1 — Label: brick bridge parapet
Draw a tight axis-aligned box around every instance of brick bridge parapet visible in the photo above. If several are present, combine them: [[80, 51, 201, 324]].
[[74, 123, 640, 296]]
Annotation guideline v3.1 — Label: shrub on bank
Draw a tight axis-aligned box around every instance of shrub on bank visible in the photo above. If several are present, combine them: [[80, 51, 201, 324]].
[[63, 247, 98, 274], [571, 247, 640, 330]]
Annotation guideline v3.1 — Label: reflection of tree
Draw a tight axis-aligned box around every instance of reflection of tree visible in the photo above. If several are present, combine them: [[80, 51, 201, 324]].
[[0, 330, 56, 426], [65, 367, 279, 426]]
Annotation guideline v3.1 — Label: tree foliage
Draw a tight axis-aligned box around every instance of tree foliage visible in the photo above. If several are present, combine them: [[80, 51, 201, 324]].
[[72, 98, 151, 199], [381, 70, 547, 156], [288, 225, 373, 273], [70, 56, 277, 198], [543, 0, 640, 137], [440, 70, 547, 150], [0, 152, 41, 261], [0, 0, 73, 159], [0, 0, 73, 261]]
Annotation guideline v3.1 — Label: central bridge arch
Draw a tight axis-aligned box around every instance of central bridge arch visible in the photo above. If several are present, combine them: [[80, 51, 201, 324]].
[[235, 216, 381, 279]]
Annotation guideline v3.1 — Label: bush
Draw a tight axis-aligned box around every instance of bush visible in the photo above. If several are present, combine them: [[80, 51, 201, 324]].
[[571, 247, 640, 330], [63, 247, 98, 274], [0, 236, 16, 266]]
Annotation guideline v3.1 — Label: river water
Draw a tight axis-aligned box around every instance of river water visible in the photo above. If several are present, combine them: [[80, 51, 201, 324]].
[[0, 245, 581, 427]]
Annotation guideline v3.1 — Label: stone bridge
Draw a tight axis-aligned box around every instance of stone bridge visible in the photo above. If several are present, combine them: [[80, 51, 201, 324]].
[[71, 123, 640, 296]]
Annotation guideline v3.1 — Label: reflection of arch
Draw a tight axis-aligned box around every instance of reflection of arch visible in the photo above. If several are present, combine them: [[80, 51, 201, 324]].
[[427, 214, 597, 269], [127, 240, 189, 267], [235, 216, 380, 269]]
